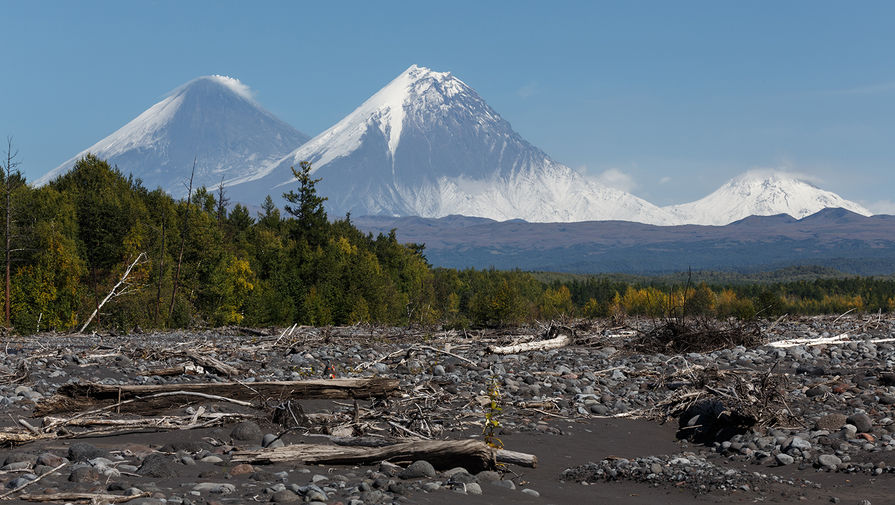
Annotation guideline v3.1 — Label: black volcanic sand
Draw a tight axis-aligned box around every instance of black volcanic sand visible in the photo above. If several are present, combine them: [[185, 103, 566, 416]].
[[1, 318, 894, 504]]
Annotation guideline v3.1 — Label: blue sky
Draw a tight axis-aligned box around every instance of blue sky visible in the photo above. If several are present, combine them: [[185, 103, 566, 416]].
[[2, 1, 894, 211]]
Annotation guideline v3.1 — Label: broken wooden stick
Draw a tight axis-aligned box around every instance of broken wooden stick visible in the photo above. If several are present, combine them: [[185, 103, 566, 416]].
[[0, 462, 66, 499], [233, 439, 535, 472]]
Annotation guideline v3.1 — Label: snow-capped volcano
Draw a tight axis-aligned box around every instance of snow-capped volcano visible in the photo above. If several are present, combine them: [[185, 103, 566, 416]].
[[38, 75, 308, 195], [250, 65, 674, 224], [664, 171, 872, 225]]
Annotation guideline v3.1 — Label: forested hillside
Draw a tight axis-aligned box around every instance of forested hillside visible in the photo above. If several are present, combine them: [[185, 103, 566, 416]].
[[3, 153, 895, 335]]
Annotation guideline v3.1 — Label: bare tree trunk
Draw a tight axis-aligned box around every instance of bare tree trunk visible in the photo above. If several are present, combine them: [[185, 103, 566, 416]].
[[168, 158, 195, 321], [154, 207, 166, 325], [79, 252, 146, 333], [2, 137, 20, 327], [215, 176, 229, 228]]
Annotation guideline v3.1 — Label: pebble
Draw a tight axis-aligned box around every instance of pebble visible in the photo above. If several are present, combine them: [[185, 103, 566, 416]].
[[847, 413, 873, 433], [818, 454, 842, 470], [192, 482, 236, 494], [466, 482, 483, 495], [490, 479, 515, 490], [776, 453, 795, 465]]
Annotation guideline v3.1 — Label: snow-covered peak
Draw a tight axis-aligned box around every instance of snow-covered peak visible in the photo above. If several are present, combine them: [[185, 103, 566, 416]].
[[665, 170, 872, 225], [38, 75, 308, 193], [268, 64, 490, 179], [245, 64, 675, 224]]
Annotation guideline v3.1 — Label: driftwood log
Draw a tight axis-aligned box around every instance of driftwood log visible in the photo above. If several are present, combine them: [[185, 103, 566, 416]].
[[17, 492, 151, 503], [35, 378, 399, 415], [181, 351, 239, 376], [232, 439, 537, 472], [489, 334, 570, 354]]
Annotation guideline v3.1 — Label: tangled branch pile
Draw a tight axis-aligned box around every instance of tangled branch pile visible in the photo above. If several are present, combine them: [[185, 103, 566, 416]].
[[633, 318, 765, 354]]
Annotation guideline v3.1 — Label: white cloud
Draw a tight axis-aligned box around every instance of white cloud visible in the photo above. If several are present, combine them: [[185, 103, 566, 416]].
[[207, 75, 255, 100], [595, 168, 637, 192], [516, 82, 538, 99], [658, 176, 671, 184], [742, 166, 824, 185], [864, 200, 895, 215]]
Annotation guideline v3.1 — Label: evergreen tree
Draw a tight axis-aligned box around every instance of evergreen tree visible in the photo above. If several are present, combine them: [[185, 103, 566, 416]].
[[283, 161, 328, 246]]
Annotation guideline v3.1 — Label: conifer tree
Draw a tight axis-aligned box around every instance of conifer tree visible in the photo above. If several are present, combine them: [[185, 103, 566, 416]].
[[283, 161, 328, 246]]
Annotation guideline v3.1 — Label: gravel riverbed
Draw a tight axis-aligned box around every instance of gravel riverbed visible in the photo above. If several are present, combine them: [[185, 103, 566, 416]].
[[1, 315, 894, 504]]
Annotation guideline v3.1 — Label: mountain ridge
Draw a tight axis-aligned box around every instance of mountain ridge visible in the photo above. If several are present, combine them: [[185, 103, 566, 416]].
[[41, 67, 873, 226], [354, 209, 895, 274]]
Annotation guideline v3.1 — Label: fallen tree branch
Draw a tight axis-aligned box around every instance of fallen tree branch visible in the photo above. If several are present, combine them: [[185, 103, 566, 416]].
[[0, 462, 67, 499], [233, 439, 536, 472]]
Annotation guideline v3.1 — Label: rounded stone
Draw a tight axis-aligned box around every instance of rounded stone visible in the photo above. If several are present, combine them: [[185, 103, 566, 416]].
[[818, 454, 842, 470], [847, 413, 873, 433], [776, 453, 795, 465], [815, 414, 848, 432], [270, 489, 300, 502], [491, 479, 516, 490], [138, 454, 179, 478], [230, 421, 263, 441], [466, 482, 483, 495], [68, 442, 106, 462], [262, 433, 283, 448], [399, 460, 436, 479], [36, 453, 66, 467], [69, 466, 100, 483], [229, 463, 254, 476]]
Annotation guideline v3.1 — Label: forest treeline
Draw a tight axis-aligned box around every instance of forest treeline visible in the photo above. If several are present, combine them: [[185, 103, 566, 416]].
[[2, 153, 895, 335]]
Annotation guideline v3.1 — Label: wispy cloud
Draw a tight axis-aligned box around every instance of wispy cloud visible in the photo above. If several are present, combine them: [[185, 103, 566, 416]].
[[741, 166, 824, 186], [864, 200, 895, 215], [516, 82, 538, 99], [595, 168, 638, 192], [658, 176, 671, 184]]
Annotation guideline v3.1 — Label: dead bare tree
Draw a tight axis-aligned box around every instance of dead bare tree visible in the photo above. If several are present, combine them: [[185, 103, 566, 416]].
[[215, 176, 229, 228], [1, 136, 22, 327], [154, 205, 166, 325], [168, 158, 195, 321], [79, 252, 147, 333]]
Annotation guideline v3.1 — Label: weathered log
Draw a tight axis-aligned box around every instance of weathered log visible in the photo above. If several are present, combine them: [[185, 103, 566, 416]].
[[488, 334, 570, 354], [496, 448, 538, 467], [233, 439, 512, 472], [35, 378, 399, 415], [181, 351, 239, 377], [137, 365, 190, 377], [18, 492, 150, 503], [57, 378, 398, 401]]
